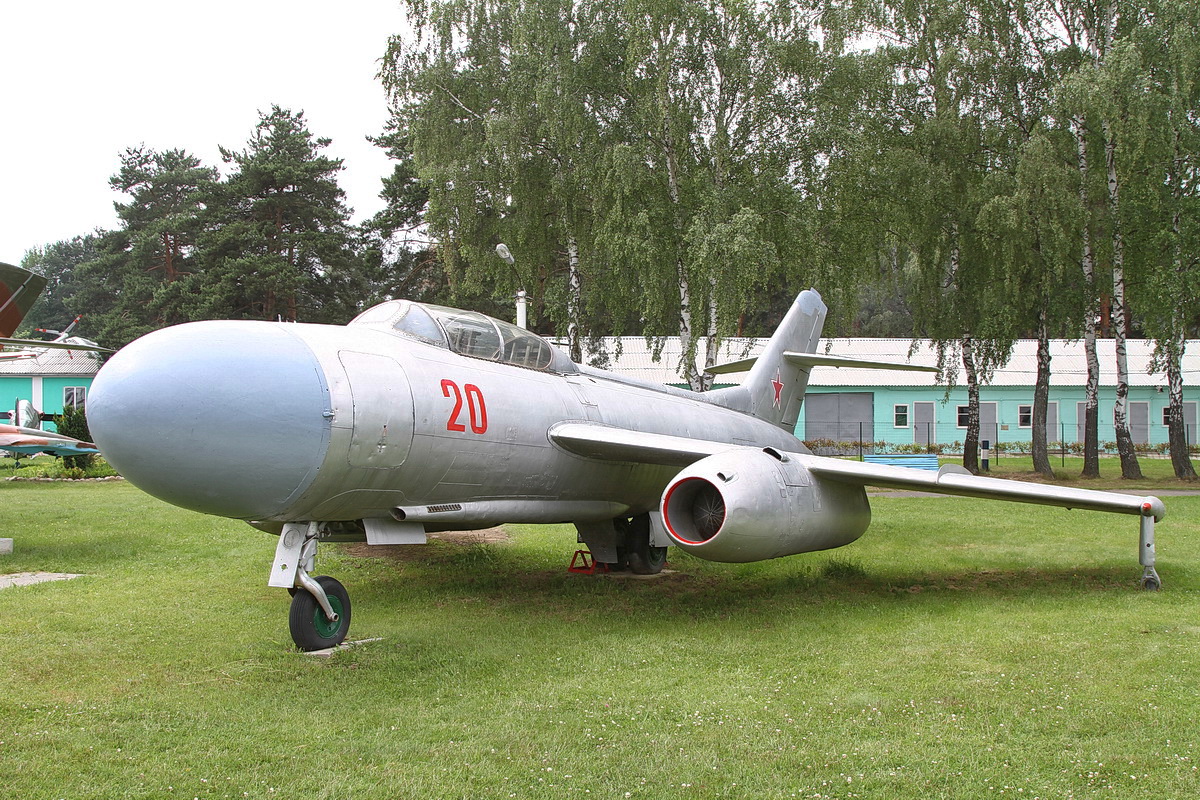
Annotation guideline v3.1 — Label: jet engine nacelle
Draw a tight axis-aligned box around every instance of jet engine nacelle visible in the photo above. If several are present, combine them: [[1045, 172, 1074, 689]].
[[660, 449, 872, 563]]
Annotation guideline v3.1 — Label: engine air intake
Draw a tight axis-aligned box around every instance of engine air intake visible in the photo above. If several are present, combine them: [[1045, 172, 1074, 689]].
[[662, 477, 725, 544]]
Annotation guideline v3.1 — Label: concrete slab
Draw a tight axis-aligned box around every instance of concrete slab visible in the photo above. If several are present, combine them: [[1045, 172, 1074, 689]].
[[600, 568, 679, 581], [0, 572, 84, 589], [0, 539, 11, 555], [303, 637, 384, 658]]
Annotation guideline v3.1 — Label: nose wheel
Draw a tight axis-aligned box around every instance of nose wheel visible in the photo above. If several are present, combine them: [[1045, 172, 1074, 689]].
[[270, 522, 354, 651], [289, 574, 351, 651]]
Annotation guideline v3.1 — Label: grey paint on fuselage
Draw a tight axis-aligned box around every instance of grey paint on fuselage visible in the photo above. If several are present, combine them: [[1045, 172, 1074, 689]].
[[91, 316, 806, 530], [284, 319, 806, 525]]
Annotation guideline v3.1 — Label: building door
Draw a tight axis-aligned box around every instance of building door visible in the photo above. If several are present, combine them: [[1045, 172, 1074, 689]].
[[914, 401, 935, 445], [980, 402, 998, 448], [1130, 401, 1150, 445], [1076, 401, 1087, 443], [803, 392, 874, 451], [1046, 402, 1059, 443]]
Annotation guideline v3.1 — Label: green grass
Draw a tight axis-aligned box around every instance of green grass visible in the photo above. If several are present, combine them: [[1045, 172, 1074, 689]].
[[2, 480, 1198, 798]]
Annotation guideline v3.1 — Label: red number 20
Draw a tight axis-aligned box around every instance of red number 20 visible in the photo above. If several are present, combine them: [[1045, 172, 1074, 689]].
[[441, 379, 488, 434]]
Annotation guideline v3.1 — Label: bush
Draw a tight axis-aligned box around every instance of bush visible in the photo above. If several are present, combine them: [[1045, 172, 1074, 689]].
[[54, 404, 96, 470]]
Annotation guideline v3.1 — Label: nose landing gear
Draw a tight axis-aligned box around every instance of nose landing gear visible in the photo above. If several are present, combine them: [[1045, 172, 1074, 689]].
[[270, 522, 352, 651]]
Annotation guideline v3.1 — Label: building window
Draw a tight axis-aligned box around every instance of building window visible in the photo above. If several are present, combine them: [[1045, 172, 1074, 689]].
[[1018, 404, 1033, 428], [957, 406, 970, 428], [63, 387, 86, 410], [894, 404, 909, 428]]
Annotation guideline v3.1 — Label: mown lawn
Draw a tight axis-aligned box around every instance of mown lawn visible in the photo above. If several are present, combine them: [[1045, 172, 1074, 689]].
[[1, 478, 1197, 799]]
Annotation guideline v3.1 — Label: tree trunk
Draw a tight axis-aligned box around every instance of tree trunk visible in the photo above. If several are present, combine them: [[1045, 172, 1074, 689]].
[[1031, 307, 1053, 476], [1166, 141, 1197, 479], [1103, 119, 1143, 479], [699, 273, 718, 392], [961, 335, 981, 473], [1073, 115, 1101, 478], [1166, 335, 1197, 479], [566, 234, 582, 364], [662, 133, 705, 391]]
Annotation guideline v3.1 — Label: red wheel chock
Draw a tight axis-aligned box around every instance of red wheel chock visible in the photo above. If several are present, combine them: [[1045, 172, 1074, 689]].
[[568, 550, 609, 575]]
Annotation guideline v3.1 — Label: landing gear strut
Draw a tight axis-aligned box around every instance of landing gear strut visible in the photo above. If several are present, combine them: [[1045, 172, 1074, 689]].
[[1139, 515, 1161, 592], [270, 522, 352, 650]]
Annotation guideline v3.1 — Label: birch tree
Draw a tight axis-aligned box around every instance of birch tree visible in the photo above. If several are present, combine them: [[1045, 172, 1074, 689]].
[[1134, 0, 1200, 479]]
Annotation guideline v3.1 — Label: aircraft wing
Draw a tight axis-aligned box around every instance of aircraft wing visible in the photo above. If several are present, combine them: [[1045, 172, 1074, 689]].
[[548, 422, 1164, 521], [0, 263, 48, 338], [799, 454, 1164, 519], [0, 336, 112, 354], [0, 424, 99, 458], [549, 422, 740, 466]]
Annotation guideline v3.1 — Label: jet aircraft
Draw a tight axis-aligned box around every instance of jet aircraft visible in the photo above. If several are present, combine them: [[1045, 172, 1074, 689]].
[[87, 290, 1166, 651], [0, 423, 99, 460], [0, 399, 99, 461]]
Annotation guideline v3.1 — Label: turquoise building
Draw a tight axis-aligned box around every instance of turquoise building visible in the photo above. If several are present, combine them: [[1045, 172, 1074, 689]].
[[0, 347, 102, 432]]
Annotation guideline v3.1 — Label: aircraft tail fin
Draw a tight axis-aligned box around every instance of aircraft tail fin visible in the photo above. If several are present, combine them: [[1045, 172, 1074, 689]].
[[0, 263, 48, 338], [707, 289, 827, 432]]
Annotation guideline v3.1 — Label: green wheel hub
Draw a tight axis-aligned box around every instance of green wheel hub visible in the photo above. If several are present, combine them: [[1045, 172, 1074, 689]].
[[312, 594, 344, 640]]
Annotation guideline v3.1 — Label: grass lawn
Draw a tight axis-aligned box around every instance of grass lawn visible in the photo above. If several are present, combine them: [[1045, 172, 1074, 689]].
[[1, 477, 1197, 799]]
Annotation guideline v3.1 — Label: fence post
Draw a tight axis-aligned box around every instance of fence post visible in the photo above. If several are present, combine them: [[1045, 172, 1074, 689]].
[[1061, 421, 1066, 468]]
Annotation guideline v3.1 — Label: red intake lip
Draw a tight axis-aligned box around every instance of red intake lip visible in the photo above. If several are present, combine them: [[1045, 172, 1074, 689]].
[[663, 477, 724, 545]]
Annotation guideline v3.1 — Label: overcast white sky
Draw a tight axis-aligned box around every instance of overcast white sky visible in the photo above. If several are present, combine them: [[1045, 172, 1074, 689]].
[[0, 0, 407, 263]]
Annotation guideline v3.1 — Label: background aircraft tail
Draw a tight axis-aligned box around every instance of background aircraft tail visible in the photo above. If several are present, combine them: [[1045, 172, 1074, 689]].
[[0, 263, 48, 338], [707, 289, 827, 432]]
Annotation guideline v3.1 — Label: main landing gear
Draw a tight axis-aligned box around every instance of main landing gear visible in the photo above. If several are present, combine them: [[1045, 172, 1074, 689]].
[[620, 514, 669, 574], [270, 522, 352, 651], [576, 513, 669, 575]]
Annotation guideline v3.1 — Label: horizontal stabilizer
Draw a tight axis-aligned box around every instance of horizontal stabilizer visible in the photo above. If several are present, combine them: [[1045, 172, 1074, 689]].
[[707, 351, 939, 375]]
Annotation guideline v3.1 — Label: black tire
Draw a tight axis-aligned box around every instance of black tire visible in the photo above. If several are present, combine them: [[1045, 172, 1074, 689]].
[[289, 575, 351, 651], [624, 514, 668, 575]]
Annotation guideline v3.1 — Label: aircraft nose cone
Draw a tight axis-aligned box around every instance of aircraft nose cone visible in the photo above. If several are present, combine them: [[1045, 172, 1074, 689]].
[[89, 321, 331, 519]]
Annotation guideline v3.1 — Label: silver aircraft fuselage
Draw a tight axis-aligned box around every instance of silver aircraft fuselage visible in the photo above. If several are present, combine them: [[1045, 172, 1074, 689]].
[[89, 315, 808, 530]]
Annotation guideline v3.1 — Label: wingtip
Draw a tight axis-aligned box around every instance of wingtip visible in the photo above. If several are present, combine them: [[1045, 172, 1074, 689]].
[[1141, 496, 1166, 521]]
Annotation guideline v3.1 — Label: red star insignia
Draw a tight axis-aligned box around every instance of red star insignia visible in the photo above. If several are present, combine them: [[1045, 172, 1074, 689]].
[[771, 370, 785, 409]]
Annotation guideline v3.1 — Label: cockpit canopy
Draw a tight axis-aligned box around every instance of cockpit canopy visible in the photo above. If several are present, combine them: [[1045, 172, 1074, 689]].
[[349, 300, 577, 374]]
